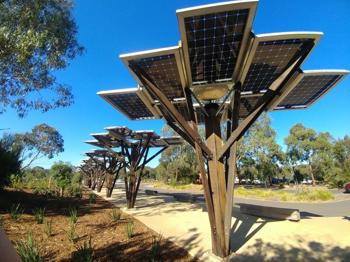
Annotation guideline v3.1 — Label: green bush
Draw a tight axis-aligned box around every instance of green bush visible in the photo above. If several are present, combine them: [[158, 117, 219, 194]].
[[110, 209, 121, 222], [67, 184, 82, 198], [10, 203, 24, 220], [151, 235, 162, 262], [89, 193, 96, 204], [15, 234, 44, 262], [44, 219, 53, 237], [33, 208, 45, 224], [67, 222, 77, 243], [68, 207, 78, 224], [126, 221, 134, 239], [73, 237, 93, 262]]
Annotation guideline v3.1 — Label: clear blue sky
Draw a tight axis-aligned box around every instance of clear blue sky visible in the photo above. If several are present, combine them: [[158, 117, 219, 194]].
[[1, 0, 349, 168]]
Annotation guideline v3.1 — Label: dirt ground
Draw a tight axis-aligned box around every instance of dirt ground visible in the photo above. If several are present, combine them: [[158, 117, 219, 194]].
[[0, 188, 195, 262]]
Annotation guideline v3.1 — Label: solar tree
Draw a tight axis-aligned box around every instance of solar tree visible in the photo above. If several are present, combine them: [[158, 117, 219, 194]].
[[85, 135, 125, 197], [80, 158, 95, 188], [86, 127, 182, 208], [97, 1, 348, 258], [80, 155, 101, 190]]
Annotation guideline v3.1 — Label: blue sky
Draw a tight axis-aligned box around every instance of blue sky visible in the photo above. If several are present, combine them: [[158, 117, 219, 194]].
[[1, 0, 349, 168]]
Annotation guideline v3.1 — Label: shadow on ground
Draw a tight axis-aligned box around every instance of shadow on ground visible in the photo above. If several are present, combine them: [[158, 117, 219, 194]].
[[231, 237, 350, 262]]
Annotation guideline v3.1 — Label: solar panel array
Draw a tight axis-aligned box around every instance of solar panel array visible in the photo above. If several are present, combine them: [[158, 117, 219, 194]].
[[129, 54, 185, 100], [183, 9, 249, 85], [96, 1, 348, 129], [105, 92, 155, 120], [86, 126, 182, 152], [276, 72, 343, 109], [241, 38, 314, 92]]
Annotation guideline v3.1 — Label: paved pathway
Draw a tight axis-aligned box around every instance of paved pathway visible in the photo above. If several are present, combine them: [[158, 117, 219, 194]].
[[94, 183, 350, 261], [141, 184, 350, 217]]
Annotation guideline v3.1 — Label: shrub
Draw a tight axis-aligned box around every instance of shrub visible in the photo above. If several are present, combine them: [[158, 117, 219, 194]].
[[295, 189, 334, 201], [15, 234, 44, 262], [151, 235, 162, 262], [68, 207, 78, 224], [110, 209, 121, 222], [89, 193, 96, 204], [67, 222, 77, 243], [73, 236, 93, 262], [67, 184, 82, 198], [10, 203, 24, 220], [33, 208, 45, 224], [44, 219, 53, 237], [126, 221, 134, 239]]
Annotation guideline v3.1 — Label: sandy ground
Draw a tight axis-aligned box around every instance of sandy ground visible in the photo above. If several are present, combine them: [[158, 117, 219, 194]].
[[95, 185, 350, 261]]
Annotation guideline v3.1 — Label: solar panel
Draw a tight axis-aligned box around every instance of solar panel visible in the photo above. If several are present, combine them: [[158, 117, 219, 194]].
[[239, 95, 260, 118], [131, 130, 160, 140], [120, 46, 186, 101], [240, 33, 322, 93], [97, 88, 160, 120], [91, 132, 120, 148], [162, 136, 183, 145], [275, 70, 349, 109], [157, 101, 206, 123], [177, 1, 257, 86], [84, 139, 104, 148]]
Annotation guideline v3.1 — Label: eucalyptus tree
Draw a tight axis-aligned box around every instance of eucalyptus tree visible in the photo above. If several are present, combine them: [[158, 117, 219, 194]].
[[238, 113, 284, 185], [16, 123, 64, 169], [0, 0, 83, 117], [0, 133, 22, 188], [285, 123, 318, 185]]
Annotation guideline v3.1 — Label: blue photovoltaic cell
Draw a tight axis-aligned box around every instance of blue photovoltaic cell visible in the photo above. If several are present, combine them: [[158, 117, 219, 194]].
[[277, 74, 341, 108], [242, 38, 314, 92], [130, 54, 184, 100], [107, 92, 154, 120], [184, 9, 249, 85]]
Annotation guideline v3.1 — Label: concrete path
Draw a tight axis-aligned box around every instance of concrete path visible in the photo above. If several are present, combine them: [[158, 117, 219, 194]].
[[141, 184, 350, 217], [94, 184, 350, 261]]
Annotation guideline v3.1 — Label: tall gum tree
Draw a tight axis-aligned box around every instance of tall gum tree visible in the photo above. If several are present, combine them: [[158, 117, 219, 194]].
[[0, 0, 84, 117]]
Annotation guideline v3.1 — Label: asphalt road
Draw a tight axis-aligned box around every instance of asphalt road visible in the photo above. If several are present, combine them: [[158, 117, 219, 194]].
[[141, 184, 350, 217]]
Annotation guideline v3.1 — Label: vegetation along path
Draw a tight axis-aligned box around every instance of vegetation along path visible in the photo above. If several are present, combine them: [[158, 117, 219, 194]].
[[141, 184, 350, 217]]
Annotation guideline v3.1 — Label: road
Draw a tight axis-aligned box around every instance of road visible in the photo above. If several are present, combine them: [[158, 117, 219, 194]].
[[140, 184, 350, 217]]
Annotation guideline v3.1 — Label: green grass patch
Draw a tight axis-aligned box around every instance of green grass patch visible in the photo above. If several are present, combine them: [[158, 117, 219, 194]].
[[235, 187, 334, 202]]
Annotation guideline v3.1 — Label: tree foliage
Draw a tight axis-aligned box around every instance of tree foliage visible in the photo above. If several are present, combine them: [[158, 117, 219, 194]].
[[16, 123, 64, 169], [237, 113, 284, 185], [0, 133, 22, 187], [0, 0, 84, 117], [50, 161, 73, 196], [155, 114, 350, 188], [158, 125, 199, 184]]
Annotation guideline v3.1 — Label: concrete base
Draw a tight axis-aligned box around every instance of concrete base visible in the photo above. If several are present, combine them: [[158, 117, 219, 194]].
[[239, 203, 300, 221]]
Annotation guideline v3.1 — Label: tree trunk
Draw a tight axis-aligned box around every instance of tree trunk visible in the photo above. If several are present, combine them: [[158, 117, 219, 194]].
[[309, 163, 316, 186]]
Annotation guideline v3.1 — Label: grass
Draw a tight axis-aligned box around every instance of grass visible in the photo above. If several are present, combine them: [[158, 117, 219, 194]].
[[10, 203, 24, 220], [15, 233, 44, 262], [33, 208, 45, 224], [126, 221, 134, 239], [73, 236, 93, 262], [110, 209, 121, 222], [151, 234, 162, 262], [152, 181, 203, 191], [44, 219, 53, 237], [235, 187, 334, 202], [68, 206, 78, 224], [67, 222, 77, 243]]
